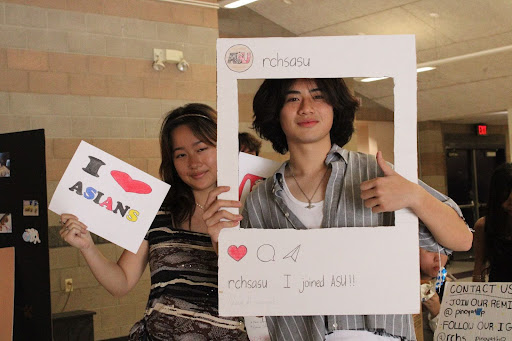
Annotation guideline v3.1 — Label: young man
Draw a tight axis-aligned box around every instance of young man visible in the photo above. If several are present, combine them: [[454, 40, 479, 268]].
[[238, 78, 472, 340]]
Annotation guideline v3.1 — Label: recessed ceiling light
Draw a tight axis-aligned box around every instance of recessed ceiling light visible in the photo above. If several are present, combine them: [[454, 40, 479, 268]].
[[417, 66, 436, 73], [282, 0, 293, 4], [429, 12, 440, 18], [358, 76, 389, 83], [355, 66, 437, 83], [220, 0, 259, 9], [485, 110, 508, 116]]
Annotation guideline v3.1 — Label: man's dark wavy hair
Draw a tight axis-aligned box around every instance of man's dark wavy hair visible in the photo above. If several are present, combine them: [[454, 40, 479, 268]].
[[252, 78, 359, 154]]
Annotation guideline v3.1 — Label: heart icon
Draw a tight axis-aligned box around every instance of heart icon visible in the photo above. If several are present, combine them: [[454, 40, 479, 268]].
[[111, 170, 152, 194], [228, 245, 247, 261]]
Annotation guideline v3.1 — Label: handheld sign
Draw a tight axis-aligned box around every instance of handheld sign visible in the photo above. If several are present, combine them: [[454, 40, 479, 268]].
[[219, 227, 417, 316], [238, 152, 280, 205], [435, 282, 512, 341], [217, 35, 419, 316], [49, 141, 170, 253]]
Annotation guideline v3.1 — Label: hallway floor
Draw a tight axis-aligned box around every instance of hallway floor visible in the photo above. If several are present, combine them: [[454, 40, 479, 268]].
[[446, 252, 475, 282]]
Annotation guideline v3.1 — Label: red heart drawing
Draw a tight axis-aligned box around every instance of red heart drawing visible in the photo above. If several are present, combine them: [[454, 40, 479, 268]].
[[111, 170, 152, 194], [228, 245, 247, 261]]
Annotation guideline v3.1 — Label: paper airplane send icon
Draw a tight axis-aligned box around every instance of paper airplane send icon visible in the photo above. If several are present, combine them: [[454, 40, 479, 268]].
[[283, 245, 301, 262]]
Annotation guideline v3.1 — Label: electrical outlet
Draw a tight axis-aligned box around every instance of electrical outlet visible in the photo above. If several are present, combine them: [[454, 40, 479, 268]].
[[65, 278, 73, 292]]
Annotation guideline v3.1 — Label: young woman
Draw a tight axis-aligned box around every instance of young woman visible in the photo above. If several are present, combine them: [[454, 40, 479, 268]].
[[473, 162, 512, 282], [60, 103, 248, 341]]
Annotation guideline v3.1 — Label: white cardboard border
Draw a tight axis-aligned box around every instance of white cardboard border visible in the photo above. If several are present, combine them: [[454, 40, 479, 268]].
[[216, 36, 420, 316]]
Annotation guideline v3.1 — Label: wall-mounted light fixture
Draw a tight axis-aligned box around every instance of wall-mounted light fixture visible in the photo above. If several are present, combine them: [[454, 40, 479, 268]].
[[153, 49, 189, 72]]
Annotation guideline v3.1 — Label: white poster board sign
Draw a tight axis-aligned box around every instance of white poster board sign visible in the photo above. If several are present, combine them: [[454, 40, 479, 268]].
[[49, 141, 170, 253], [238, 152, 280, 205], [435, 282, 512, 341], [217, 35, 419, 316]]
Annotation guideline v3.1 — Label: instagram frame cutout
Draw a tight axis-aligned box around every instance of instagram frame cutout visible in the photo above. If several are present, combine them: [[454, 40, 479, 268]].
[[217, 36, 419, 316]]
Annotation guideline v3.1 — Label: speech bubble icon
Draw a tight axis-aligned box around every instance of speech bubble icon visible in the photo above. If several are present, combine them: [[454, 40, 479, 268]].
[[257, 244, 275, 262]]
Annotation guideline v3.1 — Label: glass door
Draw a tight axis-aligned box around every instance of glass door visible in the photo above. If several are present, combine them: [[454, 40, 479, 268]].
[[445, 147, 505, 258]]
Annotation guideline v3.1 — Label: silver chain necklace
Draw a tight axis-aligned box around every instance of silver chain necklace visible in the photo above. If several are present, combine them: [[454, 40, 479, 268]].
[[288, 164, 329, 209]]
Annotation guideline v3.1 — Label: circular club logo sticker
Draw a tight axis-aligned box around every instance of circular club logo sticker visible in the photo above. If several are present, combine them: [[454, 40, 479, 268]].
[[225, 44, 253, 72]]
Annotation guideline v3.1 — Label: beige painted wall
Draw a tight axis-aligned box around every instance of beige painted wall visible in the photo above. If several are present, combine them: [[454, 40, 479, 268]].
[[355, 121, 394, 163]]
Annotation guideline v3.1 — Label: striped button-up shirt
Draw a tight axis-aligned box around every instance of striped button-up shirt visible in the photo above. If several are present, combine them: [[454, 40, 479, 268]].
[[241, 144, 463, 341]]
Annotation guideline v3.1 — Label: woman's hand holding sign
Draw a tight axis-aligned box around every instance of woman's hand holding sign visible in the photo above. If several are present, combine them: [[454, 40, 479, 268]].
[[202, 186, 243, 253], [59, 212, 149, 297], [59, 213, 94, 250]]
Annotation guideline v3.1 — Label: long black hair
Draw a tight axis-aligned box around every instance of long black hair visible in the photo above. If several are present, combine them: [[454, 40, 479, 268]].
[[159, 103, 217, 226], [252, 78, 359, 154], [484, 163, 512, 263]]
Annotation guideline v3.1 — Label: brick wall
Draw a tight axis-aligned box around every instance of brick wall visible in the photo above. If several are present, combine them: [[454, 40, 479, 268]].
[[0, 0, 218, 339], [219, 6, 294, 38], [219, 8, 294, 163], [418, 121, 446, 193]]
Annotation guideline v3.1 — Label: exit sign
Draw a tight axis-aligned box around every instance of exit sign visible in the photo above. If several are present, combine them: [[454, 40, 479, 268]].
[[476, 123, 487, 136]]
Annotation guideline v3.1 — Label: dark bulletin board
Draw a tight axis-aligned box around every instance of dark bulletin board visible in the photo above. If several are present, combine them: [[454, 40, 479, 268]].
[[0, 129, 51, 340]]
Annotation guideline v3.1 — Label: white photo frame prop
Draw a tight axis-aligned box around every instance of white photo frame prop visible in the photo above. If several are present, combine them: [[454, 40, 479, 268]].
[[217, 36, 419, 316]]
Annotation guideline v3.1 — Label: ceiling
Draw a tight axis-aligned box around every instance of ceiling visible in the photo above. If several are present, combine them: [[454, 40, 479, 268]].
[[241, 0, 512, 125]]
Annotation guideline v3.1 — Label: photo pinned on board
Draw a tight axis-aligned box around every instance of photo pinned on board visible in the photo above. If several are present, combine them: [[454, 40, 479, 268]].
[[23, 200, 39, 217], [0, 213, 12, 233], [22, 228, 41, 244], [0, 152, 10, 178]]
